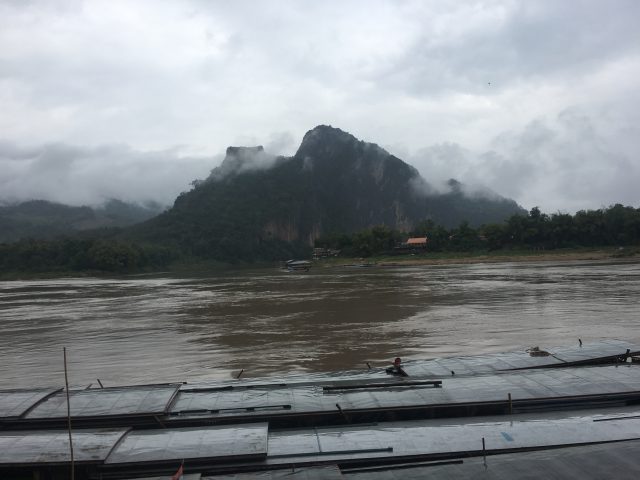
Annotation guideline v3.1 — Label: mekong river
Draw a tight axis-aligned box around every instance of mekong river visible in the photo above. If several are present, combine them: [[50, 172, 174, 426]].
[[1, 259, 639, 388]]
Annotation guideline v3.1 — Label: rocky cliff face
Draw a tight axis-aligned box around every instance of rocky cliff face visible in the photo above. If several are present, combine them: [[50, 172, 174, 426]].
[[133, 125, 525, 259], [284, 125, 524, 236]]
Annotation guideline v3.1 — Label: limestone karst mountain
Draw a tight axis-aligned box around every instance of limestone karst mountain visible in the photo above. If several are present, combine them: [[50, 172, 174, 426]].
[[131, 125, 525, 260]]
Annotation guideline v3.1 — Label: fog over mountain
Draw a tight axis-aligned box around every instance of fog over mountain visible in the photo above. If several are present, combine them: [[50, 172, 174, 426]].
[[1, 1, 639, 212], [0, 141, 216, 207]]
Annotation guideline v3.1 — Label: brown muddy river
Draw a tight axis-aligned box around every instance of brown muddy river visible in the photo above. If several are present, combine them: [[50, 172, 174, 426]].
[[1, 260, 639, 388]]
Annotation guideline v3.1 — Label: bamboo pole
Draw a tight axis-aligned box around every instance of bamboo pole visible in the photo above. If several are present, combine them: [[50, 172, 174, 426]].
[[64, 347, 75, 480]]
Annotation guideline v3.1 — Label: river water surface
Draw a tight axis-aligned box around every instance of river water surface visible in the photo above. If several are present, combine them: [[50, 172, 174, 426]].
[[1, 260, 639, 388]]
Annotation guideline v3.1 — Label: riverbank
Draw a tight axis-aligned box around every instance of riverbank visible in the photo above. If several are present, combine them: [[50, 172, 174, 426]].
[[2, 246, 639, 280], [318, 246, 640, 268]]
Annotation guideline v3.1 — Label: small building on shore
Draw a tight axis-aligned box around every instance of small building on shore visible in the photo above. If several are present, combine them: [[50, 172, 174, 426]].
[[394, 236, 428, 253], [406, 237, 428, 248]]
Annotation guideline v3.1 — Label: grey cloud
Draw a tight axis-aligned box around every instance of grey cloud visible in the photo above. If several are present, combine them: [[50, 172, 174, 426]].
[[410, 108, 640, 212], [265, 131, 296, 156], [408, 143, 510, 200], [370, 1, 640, 96], [0, 141, 216, 207], [0, 1, 638, 213], [410, 142, 476, 192], [207, 146, 279, 181]]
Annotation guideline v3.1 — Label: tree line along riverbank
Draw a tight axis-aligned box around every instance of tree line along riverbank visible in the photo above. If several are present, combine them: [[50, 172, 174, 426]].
[[1, 204, 639, 278], [318, 246, 639, 269]]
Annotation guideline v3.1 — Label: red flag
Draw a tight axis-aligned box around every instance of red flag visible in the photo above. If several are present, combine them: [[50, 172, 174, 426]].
[[170, 462, 183, 480]]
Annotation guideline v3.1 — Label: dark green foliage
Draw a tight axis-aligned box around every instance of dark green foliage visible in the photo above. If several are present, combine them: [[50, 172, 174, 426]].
[[0, 238, 177, 274], [1, 204, 638, 274], [128, 157, 314, 262], [482, 223, 507, 251], [0, 199, 163, 243], [315, 204, 640, 257], [315, 225, 397, 257], [448, 221, 478, 251], [411, 220, 450, 251], [477, 205, 640, 251]]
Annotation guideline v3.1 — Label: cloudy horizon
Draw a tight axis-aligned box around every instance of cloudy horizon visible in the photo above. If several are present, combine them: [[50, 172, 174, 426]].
[[1, 0, 639, 213]]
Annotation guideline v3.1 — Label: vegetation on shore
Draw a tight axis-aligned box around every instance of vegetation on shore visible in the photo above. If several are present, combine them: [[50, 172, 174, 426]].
[[1, 204, 639, 278], [315, 204, 640, 258], [317, 246, 638, 268], [0, 238, 177, 277]]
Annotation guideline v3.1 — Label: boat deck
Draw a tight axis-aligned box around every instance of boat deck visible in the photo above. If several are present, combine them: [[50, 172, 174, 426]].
[[3, 407, 640, 477], [2, 341, 638, 430], [2, 341, 640, 478]]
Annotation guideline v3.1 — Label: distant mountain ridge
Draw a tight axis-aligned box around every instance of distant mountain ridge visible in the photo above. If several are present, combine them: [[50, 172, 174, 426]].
[[130, 125, 525, 260], [0, 199, 164, 243]]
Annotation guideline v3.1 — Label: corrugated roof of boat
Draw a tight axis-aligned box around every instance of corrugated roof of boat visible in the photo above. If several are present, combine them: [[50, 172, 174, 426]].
[[0, 428, 128, 466], [2, 341, 638, 424], [340, 439, 640, 480], [205, 465, 343, 479], [0, 387, 61, 419], [170, 364, 640, 420], [263, 407, 640, 466], [104, 423, 269, 465], [24, 383, 181, 420], [124, 476, 202, 480], [4, 406, 640, 469], [183, 339, 640, 389]]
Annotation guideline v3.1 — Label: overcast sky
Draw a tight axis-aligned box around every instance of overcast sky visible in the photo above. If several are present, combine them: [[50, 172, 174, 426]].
[[1, 0, 639, 213]]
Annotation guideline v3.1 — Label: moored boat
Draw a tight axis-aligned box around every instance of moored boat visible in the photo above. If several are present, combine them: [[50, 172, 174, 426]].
[[284, 259, 311, 271]]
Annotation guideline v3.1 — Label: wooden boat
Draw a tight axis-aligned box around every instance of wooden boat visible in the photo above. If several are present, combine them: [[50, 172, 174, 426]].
[[284, 260, 311, 272]]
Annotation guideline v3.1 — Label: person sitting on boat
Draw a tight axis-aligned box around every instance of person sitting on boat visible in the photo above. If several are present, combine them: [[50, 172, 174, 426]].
[[385, 357, 408, 377]]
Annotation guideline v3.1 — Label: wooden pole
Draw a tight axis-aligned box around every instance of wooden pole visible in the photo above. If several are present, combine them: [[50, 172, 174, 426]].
[[64, 347, 75, 480], [336, 403, 350, 424], [482, 436, 486, 466]]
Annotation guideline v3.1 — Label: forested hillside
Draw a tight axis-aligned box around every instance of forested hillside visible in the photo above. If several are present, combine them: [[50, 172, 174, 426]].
[[1, 204, 638, 275], [0, 199, 163, 243], [128, 125, 524, 261], [2, 126, 638, 274]]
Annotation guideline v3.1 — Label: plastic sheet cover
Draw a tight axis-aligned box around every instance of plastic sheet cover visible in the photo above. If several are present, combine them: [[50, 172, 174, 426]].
[[179, 340, 639, 392], [26, 384, 181, 419], [105, 423, 268, 464], [207, 466, 343, 479], [265, 409, 640, 464], [171, 365, 640, 420], [123, 475, 201, 480], [404, 339, 639, 377], [344, 439, 640, 480], [0, 428, 128, 465], [0, 388, 60, 419], [552, 339, 638, 363]]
